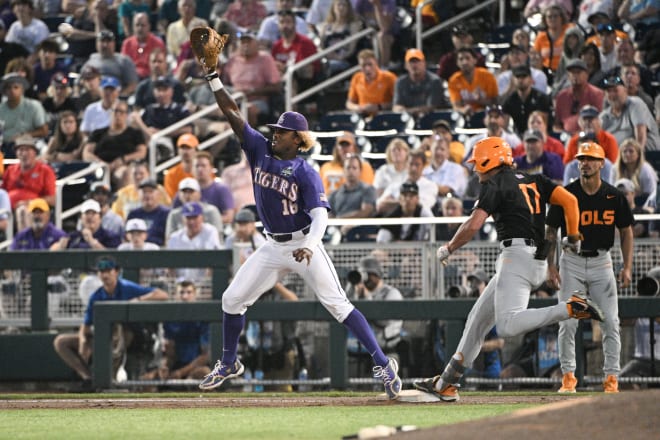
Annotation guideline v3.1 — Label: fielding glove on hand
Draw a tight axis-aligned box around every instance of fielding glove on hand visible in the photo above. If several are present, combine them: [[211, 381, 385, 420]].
[[561, 233, 583, 254], [437, 245, 451, 265], [189, 27, 229, 74]]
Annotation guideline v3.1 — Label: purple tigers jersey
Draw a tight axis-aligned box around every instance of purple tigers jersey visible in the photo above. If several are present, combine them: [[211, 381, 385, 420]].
[[242, 124, 330, 234]]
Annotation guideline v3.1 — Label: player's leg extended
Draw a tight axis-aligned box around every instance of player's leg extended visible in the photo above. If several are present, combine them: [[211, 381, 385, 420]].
[[557, 253, 587, 375], [586, 254, 621, 378]]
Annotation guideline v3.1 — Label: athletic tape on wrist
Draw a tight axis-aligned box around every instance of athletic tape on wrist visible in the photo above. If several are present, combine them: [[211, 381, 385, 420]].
[[209, 77, 223, 92]]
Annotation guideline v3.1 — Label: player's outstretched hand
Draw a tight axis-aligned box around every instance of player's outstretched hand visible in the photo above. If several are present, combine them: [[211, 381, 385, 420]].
[[436, 245, 451, 266], [293, 248, 313, 266]]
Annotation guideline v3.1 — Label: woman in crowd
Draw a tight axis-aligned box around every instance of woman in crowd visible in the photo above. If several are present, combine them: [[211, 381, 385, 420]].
[[373, 137, 410, 198], [613, 138, 658, 212], [317, 0, 365, 76], [533, 5, 573, 80], [43, 110, 85, 163]]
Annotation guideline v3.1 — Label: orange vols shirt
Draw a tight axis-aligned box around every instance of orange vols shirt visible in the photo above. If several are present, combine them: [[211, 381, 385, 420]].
[[348, 69, 397, 107], [448, 67, 499, 112], [319, 160, 374, 194], [163, 163, 193, 199], [564, 131, 619, 164], [533, 24, 572, 71]]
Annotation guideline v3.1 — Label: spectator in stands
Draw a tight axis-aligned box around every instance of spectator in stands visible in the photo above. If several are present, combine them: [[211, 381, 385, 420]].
[[607, 38, 656, 97], [135, 51, 186, 111], [392, 48, 445, 119], [553, 27, 585, 93], [166, 0, 208, 58], [447, 47, 498, 116], [167, 201, 222, 281], [463, 105, 521, 163], [377, 149, 437, 214], [422, 133, 467, 198], [118, 217, 160, 249], [42, 74, 78, 132], [579, 43, 607, 90], [553, 59, 604, 136], [52, 256, 168, 387], [5, 56, 37, 99], [43, 110, 85, 163], [141, 280, 212, 381], [373, 137, 409, 198], [524, 0, 573, 19], [578, 8, 613, 34], [563, 132, 615, 185], [33, 38, 69, 101], [563, 105, 618, 164], [174, 150, 235, 224], [51, 199, 122, 249], [316, 0, 363, 76], [221, 0, 266, 33], [319, 131, 374, 195], [163, 133, 198, 199], [613, 138, 658, 212], [10, 198, 66, 250], [615, 178, 654, 237], [600, 75, 659, 151], [82, 99, 147, 188], [75, 65, 102, 116], [621, 63, 654, 113], [80, 75, 121, 135], [59, 0, 117, 61], [271, 10, 320, 94], [120, 12, 165, 80], [165, 177, 222, 241], [305, 0, 332, 35], [435, 196, 463, 241], [511, 27, 531, 52], [597, 23, 620, 73], [113, 160, 171, 220], [5, 0, 48, 54], [501, 65, 552, 136], [126, 179, 171, 246], [497, 45, 548, 96], [513, 129, 564, 184], [0, 17, 29, 74], [116, 0, 150, 42], [617, 0, 660, 32], [85, 182, 124, 237], [346, 49, 396, 117], [376, 181, 433, 242], [222, 30, 282, 127], [419, 119, 464, 165], [1, 135, 55, 230], [224, 207, 264, 263], [221, 152, 255, 212], [352, 0, 396, 68], [437, 24, 486, 82], [532, 5, 573, 74], [328, 155, 377, 237], [258, 0, 309, 50], [83, 30, 139, 98], [0, 73, 48, 152]]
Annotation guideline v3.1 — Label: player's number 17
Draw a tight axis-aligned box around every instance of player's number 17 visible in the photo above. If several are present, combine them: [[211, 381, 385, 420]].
[[518, 183, 541, 214]]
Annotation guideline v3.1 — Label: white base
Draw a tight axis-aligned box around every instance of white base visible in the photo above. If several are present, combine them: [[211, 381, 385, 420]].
[[380, 389, 442, 403]]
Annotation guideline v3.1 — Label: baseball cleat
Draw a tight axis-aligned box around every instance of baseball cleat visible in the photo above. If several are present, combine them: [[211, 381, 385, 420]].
[[603, 375, 619, 393], [373, 357, 401, 400], [566, 291, 604, 321], [558, 372, 577, 393], [413, 376, 460, 402], [199, 359, 245, 390]]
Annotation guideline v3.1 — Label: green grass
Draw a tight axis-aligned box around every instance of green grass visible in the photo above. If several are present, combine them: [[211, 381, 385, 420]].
[[0, 404, 533, 440]]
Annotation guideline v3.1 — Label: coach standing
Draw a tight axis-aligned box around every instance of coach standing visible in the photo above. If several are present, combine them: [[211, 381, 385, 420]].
[[545, 141, 634, 394]]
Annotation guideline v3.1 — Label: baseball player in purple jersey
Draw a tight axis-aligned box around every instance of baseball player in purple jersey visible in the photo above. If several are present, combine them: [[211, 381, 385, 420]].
[[196, 65, 402, 398], [413, 136, 604, 402], [545, 141, 634, 393]]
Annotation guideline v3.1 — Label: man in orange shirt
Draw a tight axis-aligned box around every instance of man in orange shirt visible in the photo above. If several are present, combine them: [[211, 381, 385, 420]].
[[346, 49, 396, 117], [563, 105, 618, 164], [164, 133, 198, 198], [447, 48, 498, 115], [319, 131, 374, 194]]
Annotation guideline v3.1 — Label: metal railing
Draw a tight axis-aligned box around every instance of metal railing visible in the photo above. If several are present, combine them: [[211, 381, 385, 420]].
[[54, 162, 109, 229]]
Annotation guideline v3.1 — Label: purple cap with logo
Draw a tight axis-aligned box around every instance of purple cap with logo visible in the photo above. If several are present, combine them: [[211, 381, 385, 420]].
[[267, 111, 309, 132], [182, 201, 203, 217]]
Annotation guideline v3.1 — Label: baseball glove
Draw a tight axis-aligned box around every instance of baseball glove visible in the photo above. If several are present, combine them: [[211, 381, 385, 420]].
[[189, 27, 229, 74]]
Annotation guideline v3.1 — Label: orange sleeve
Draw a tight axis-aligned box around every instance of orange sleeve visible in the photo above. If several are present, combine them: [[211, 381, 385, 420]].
[[550, 186, 579, 236], [361, 161, 374, 184], [564, 137, 577, 164], [447, 76, 461, 104], [602, 133, 619, 163]]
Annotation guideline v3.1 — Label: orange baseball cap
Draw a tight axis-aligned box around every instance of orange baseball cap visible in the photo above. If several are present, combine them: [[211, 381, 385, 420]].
[[177, 133, 199, 149], [575, 141, 605, 160], [28, 198, 50, 212], [405, 48, 425, 63]]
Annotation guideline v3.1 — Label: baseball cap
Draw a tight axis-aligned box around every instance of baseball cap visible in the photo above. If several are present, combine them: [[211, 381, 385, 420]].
[[267, 111, 309, 132], [51, 72, 70, 87], [602, 75, 624, 88], [28, 198, 50, 213], [486, 104, 504, 116], [177, 133, 199, 149], [100, 76, 120, 89], [523, 129, 543, 142], [512, 65, 531, 77], [358, 256, 382, 277], [566, 59, 588, 71], [405, 48, 425, 63], [597, 23, 615, 34], [579, 105, 600, 119], [182, 201, 203, 217], [467, 269, 488, 283], [400, 181, 419, 194], [587, 11, 609, 23], [96, 256, 119, 271], [337, 131, 356, 146], [13, 134, 38, 151], [575, 141, 605, 159], [138, 179, 158, 190], [234, 208, 256, 223], [614, 178, 635, 194], [178, 177, 200, 192], [97, 30, 115, 40], [237, 30, 257, 40], [153, 75, 174, 88], [80, 65, 101, 79], [1, 72, 29, 91], [125, 218, 148, 232], [432, 119, 452, 132], [81, 199, 101, 213]]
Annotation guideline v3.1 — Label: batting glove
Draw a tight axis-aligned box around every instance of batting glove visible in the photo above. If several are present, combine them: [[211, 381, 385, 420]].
[[437, 245, 451, 264], [561, 233, 583, 254]]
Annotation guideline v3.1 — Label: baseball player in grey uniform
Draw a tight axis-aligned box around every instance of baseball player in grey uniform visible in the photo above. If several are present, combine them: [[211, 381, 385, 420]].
[[546, 141, 634, 393], [195, 50, 401, 399]]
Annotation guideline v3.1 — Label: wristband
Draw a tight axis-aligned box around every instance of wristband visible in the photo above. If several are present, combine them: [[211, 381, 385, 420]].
[[205, 72, 223, 92]]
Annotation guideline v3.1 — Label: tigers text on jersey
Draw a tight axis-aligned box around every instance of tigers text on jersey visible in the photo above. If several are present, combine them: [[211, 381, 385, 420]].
[[242, 124, 330, 234], [546, 180, 634, 250], [474, 168, 557, 244]]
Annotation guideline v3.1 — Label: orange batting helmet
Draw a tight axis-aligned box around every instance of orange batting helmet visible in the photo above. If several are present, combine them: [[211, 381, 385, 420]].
[[467, 136, 513, 173], [575, 141, 605, 160]]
